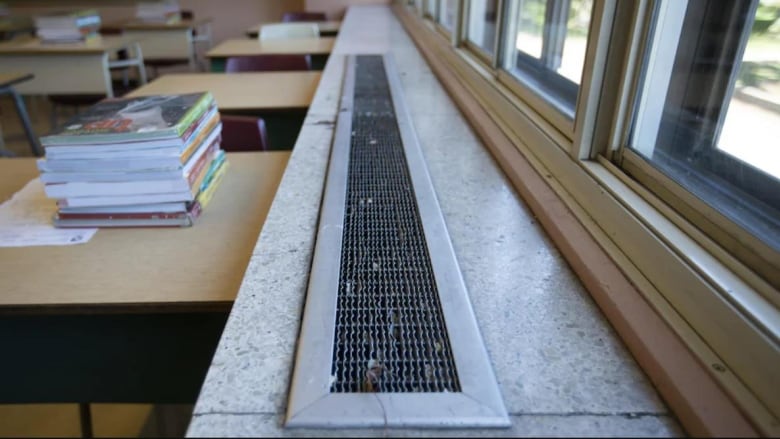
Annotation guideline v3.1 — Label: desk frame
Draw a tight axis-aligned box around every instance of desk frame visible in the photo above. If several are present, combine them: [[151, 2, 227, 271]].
[[0, 73, 41, 156], [0, 40, 147, 97]]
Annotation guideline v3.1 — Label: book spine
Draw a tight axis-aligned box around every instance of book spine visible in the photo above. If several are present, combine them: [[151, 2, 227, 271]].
[[175, 92, 215, 137], [186, 141, 218, 186], [57, 211, 188, 220], [180, 117, 221, 164]]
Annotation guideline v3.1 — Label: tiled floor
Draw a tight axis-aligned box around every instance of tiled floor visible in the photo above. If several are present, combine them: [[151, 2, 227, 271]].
[[0, 404, 150, 438], [0, 404, 193, 438]]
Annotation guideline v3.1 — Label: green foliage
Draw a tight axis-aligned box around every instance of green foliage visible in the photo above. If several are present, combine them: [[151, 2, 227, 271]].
[[738, 61, 780, 89]]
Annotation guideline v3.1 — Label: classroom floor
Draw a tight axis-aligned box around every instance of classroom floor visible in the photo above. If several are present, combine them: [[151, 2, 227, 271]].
[[0, 92, 195, 438], [0, 404, 193, 438]]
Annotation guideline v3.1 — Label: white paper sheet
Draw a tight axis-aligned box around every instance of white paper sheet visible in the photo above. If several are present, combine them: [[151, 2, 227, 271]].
[[0, 178, 97, 247]]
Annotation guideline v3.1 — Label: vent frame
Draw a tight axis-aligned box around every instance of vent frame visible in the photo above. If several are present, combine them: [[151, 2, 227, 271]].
[[285, 54, 510, 429]]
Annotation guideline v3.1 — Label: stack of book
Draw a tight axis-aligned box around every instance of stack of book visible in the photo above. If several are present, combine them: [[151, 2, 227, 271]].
[[135, 0, 182, 24], [37, 92, 227, 228], [34, 9, 101, 43]]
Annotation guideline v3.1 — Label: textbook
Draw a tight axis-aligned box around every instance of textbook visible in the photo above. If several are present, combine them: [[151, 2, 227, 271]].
[[53, 202, 202, 228], [52, 158, 229, 228], [37, 121, 221, 174], [40, 92, 215, 145], [34, 9, 101, 43], [43, 105, 219, 154], [39, 136, 219, 183], [45, 136, 219, 200]]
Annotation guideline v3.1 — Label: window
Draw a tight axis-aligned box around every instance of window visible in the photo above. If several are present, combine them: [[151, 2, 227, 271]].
[[423, 0, 437, 18], [625, 0, 780, 285], [399, 0, 780, 431], [501, 0, 594, 118], [438, 0, 458, 31], [466, 0, 500, 56]]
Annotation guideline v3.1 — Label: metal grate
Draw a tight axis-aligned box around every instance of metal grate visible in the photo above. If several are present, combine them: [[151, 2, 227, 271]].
[[285, 54, 508, 428], [330, 56, 460, 393]]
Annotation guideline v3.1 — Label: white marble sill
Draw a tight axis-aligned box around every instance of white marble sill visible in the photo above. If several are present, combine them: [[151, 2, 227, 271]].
[[186, 5, 683, 438]]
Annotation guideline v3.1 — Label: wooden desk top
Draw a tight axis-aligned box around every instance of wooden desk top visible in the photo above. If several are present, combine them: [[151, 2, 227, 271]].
[[0, 72, 33, 88], [113, 17, 212, 31], [0, 36, 135, 54], [0, 151, 289, 312], [127, 72, 321, 110], [246, 20, 341, 36], [206, 37, 335, 58]]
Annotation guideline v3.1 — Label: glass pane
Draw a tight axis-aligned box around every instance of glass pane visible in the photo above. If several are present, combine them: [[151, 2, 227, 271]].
[[503, 0, 594, 116], [560, 0, 592, 83], [718, 6, 780, 178], [467, 0, 499, 55], [629, 0, 780, 250], [439, 0, 458, 31], [424, 0, 437, 17], [514, 0, 545, 58]]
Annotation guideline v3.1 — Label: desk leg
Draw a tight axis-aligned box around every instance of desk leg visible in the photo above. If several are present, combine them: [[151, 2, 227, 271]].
[[8, 89, 42, 157], [79, 403, 93, 439]]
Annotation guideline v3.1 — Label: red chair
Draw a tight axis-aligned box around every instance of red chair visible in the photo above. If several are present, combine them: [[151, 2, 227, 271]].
[[225, 55, 311, 72], [220, 115, 269, 152], [282, 11, 327, 22]]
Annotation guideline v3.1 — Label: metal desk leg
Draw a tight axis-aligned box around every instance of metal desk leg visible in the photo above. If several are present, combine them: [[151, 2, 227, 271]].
[[79, 403, 93, 439], [8, 89, 42, 157]]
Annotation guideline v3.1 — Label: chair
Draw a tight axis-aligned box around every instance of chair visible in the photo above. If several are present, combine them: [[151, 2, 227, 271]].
[[220, 115, 269, 152], [225, 55, 312, 72], [282, 11, 327, 22], [259, 22, 319, 40]]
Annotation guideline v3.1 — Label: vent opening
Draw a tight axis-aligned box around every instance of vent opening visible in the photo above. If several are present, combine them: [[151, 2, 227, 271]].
[[286, 54, 509, 429], [332, 56, 460, 394]]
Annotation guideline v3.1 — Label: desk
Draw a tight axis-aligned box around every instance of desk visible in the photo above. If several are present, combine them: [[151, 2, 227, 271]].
[[128, 72, 321, 149], [0, 36, 147, 96], [206, 37, 335, 71], [111, 18, 213, 69], [0, 151, 289, 404], [246, 20, 340, 38], [0, 73, 40, 156]]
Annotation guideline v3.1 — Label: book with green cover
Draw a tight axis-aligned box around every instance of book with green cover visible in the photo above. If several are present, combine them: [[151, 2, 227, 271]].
[[40, 92, 214, 145]]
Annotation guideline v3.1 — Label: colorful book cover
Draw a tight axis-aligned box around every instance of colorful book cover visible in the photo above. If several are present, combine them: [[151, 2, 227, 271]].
[[40, 92, 214, 145], [196, 157, 228, 209]]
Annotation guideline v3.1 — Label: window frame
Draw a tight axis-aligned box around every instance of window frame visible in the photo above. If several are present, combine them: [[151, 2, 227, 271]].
[[394, 0, 780, 433], [611, 0, 780, 292], [496, 0, 600, 141], [461, 0, 505, 66]]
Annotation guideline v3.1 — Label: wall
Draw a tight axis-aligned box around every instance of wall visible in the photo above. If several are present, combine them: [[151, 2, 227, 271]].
[[305, 0, 389, 20], [6, 0, 305, 44]]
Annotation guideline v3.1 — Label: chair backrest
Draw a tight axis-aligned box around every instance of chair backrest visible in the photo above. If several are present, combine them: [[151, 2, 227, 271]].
[[259, 22, 319, 40], [282, 11, 327, 22], [225, 54, 311, 72], [220, 115, 269, 152]]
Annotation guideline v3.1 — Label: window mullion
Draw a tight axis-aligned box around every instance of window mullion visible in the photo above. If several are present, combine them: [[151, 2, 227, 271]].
[[541, 0, 571, 71]]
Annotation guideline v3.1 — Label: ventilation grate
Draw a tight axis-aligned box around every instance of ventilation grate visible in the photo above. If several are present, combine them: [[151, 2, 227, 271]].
[[285, 54, 509, 428], [332, 56, 460, 394]]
